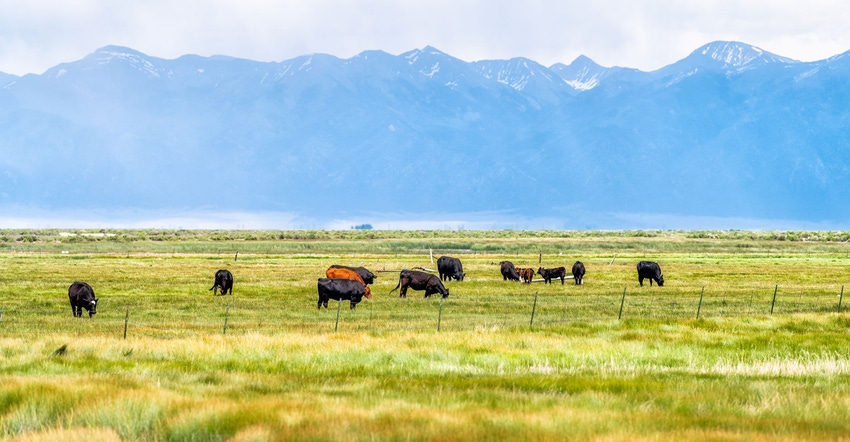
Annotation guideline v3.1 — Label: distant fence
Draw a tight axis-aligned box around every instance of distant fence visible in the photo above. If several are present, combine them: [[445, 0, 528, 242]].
[[0, 285, 844, 338]]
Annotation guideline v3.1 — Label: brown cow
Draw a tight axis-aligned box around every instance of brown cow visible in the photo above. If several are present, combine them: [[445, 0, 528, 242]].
[[326, 267, 372, 299], [517, 267, 535, 284]]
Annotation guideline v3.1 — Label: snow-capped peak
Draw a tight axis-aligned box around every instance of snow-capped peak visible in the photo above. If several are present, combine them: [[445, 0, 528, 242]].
[[693, 41, 797, 68]]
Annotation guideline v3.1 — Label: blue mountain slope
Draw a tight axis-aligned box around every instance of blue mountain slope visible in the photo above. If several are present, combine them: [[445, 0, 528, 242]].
[[1, 41, 849, 227]]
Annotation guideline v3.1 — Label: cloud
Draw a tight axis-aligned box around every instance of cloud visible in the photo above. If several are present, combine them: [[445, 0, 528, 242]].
[[1, 1, 849, 75]]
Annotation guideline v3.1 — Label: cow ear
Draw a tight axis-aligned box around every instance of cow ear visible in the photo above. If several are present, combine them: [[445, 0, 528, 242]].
[[94, 298, 99, 302]]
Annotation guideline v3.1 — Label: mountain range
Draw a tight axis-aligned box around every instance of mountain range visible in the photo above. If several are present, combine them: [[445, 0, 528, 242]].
[[1, 41, 849, 229]]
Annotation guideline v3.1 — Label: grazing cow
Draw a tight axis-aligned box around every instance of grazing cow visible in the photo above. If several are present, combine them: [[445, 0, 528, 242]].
[[317, 278, 367, 309], [68, 281, 98, 317], [326, 267, 372, 299], [500, 261, 520, 281], [517, 268, 535, 284], [328, 265, 377, 285], [209, 269, 233, 296], [437, 256, 465, 282], [537, 266, 567, 285], [390, 269, 449, 299], [637, 261, 664, 287], [572, 261, 586, 285]]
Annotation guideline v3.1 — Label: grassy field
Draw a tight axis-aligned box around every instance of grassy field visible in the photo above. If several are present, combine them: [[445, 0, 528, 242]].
[[0, 230, 848, 440]]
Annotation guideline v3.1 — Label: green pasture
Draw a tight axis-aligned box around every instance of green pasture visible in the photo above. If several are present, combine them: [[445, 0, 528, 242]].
[[0, 230, 848, 440]]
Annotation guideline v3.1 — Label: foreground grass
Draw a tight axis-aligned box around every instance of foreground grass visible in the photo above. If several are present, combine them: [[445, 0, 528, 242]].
[[0, 231, 849, 440], [1, 316, 849, 441]]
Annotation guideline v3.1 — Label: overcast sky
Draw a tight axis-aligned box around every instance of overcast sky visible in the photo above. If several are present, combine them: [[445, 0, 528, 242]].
[[1, 1, 849, 75]]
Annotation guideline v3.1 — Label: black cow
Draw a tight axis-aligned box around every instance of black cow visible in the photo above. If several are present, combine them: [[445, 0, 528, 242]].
[[209, 269, 233, 296], [390, 269, 449, 299], [637, 261, 664, 287], [500, 261, 520, 281], [437, 256, 465, 282], [317, 278, 367, 309], [571, 261, 585, 285], [328, 265, 377, 285], [68, 281, 98, 317], [537, 266, 567, 285]]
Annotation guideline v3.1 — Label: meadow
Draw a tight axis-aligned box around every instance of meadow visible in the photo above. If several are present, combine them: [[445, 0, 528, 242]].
[[0, 230, 848, 441]]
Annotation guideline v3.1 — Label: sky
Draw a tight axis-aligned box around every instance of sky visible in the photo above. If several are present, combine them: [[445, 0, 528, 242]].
[[2, 0, 850, 76]]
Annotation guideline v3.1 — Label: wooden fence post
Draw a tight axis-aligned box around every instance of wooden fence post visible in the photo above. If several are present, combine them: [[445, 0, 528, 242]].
[[839, 286, 844, 313], [530, 293, 539, 329], [618, 288, 627, 320], [223, 303, 230, 335], [696, 287, 704, 319], [770, 285, 778, 315], [437, 295, 444, 332], [123, 306, 129, 339], [334, 299, 342, 332]]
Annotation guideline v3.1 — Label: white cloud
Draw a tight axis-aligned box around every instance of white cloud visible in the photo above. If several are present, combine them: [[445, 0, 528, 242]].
[[0, 1, 849, 75]]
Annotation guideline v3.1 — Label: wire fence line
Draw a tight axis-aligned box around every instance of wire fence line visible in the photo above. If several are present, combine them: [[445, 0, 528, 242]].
[[0, 285, 844, 338]]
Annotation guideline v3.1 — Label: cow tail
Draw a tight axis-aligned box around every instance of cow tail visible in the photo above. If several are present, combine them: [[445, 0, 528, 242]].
[[389, 278, 401, 294]]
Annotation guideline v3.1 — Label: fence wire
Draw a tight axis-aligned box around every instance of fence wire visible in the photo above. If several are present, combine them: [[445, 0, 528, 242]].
[[0, 285, 843, 338]]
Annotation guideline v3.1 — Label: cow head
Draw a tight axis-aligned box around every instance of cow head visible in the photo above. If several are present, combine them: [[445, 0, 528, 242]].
[[657, 276, 665, 287], [88, 298, 98, 317], [453, 272, 465, 281], [364, 286, 373, 300], [442, 288, 450, 299]]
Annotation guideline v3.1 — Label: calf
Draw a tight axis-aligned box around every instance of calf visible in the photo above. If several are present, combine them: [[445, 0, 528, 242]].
[[537, 266, 567, 285], [68, 281, 98, 317], [317, 278, 367, 309], [571, 261, 585, 285], [209, 269, 233, 296], [390, 269, 449, 299], [517, 268, 535, 284], [500, 261, 520, 281], [637, 261, 664, 287]]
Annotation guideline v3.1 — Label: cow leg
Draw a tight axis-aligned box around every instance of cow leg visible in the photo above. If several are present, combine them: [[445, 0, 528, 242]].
[[639, 277, 644, 286], [399, 286, 407, 298], [560, 276, 565, 285]]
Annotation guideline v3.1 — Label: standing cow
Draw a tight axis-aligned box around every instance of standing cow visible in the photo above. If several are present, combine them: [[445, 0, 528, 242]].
[[317, 278, 367, 309], [210, 269, 234, 296], [390, 269, 449, 299], [517, 268, 535, 284], [328, 265, 377, 285], [637, 261, 664, 287], [537, 266, 567, 284], [571, 261, 585, 285], [437, 256, 465, 282], [68, 281, 98, 317], [326, 267, 372, 299], [500, 261, 520, 281]]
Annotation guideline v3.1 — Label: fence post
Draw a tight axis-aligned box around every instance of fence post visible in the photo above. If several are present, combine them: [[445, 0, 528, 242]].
[[334, 299, 342, 332], [0, 306, 4, 324], [618, 288, 627, 320], [696, 287, 704, 319], [437, 295, 444, 332], [770, 285, 778, 315], [530, 293, 539, 329], [839, 286, 844, 313], [123, 306, 129, 339], [223, 303, 230, 335]]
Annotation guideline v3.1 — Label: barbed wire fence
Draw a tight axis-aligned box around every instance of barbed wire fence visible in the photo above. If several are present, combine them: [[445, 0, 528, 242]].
[[0, 284, 844, 338]]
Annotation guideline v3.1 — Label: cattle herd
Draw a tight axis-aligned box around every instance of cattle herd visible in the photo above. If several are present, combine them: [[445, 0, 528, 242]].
[[67, 256, 666, 317]]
